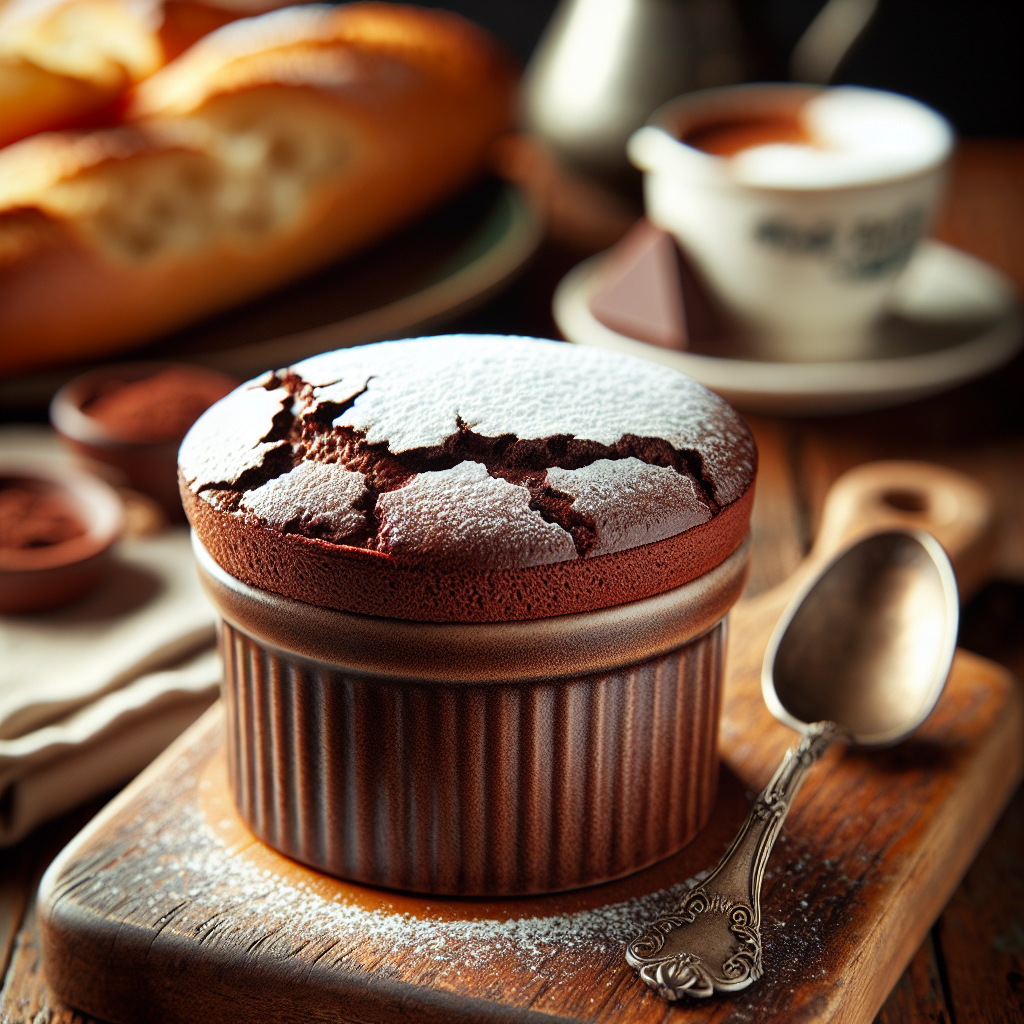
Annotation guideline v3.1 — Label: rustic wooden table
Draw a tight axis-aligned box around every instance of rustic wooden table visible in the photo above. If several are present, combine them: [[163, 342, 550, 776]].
[[1, 139, 1021, 1023]]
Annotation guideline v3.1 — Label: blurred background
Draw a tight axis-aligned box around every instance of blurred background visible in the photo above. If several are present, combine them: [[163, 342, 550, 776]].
[[0, 3, 1021, 1022], [430, 0, 1023, 135]]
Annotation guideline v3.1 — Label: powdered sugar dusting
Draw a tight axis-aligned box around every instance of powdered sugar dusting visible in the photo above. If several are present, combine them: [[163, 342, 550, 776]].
[[179, 335, 756, 567], [179, 382, 291, 491], [300, 336, 755, 506], [240, 459, 366, 542], [304, 337, 752, 497], [377, 461, 576, 567], [548, 458, 711, 556]]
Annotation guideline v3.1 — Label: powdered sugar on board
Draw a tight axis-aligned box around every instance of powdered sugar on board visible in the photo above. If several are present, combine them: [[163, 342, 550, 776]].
[[55, 736, 709, 987]]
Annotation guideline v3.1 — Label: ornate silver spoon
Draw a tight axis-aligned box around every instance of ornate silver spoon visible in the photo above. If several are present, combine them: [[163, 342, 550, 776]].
[[626, 528, 958, 1000]]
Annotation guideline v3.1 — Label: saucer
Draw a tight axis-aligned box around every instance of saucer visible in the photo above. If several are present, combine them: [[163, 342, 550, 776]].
[[554, 239, 1023, 415]]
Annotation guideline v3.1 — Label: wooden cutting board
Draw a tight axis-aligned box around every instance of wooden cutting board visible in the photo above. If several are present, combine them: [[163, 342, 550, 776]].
[[36, 462, 1023, 1024]]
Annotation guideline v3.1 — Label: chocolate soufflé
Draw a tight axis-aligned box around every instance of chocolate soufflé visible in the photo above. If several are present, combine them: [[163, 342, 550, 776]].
[[181, 335, 757, 895], [180, 335, 755, 623]]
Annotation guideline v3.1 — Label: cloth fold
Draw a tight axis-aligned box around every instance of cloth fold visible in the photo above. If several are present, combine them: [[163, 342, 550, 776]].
[[0, 427, 221, 845]]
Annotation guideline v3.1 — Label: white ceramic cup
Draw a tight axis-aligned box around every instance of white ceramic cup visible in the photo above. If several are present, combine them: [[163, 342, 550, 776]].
[[628, 84, 954, 361]]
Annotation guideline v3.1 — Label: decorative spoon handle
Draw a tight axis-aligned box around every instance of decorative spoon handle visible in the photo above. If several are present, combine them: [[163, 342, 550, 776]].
[[625, 721, 837, 1000]]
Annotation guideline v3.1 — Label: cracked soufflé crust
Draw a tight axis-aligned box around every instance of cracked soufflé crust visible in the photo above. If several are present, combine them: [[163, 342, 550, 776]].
[[179, 335, 756, 622]]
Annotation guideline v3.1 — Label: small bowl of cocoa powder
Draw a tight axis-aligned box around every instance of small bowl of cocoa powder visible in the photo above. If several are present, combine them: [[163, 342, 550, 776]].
[[0, 464, 124, 614], [50, 363, 238, 521]]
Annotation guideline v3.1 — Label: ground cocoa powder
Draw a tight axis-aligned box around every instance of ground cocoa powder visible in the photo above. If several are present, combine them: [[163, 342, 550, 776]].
[[84, 367, 237, 445], [0, 479, 86, 549]]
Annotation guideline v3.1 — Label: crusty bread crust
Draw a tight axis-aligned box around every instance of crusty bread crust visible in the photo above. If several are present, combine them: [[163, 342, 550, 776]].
[[0, 0, 163, 147], [0, 0, 293, 148], [0, 4, 515, 373]]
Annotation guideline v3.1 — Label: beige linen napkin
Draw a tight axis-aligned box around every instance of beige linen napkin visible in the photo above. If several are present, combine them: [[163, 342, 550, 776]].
[[0, 427, 220, 844]]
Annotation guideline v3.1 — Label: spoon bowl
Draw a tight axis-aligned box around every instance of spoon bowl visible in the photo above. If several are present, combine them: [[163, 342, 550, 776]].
[[763, 529, 958, 746]]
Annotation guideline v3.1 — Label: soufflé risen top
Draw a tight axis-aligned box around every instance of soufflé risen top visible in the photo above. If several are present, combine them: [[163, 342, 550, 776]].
[[179, 335, 756, 622]]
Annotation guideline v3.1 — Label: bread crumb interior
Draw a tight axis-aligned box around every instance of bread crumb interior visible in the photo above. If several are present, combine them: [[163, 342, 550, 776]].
[[39, 88, 358, 261]]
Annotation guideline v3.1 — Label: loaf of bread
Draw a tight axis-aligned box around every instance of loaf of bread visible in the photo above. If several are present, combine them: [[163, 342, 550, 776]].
[[0, 0, 289, 148], [0, 3, 516, 374]]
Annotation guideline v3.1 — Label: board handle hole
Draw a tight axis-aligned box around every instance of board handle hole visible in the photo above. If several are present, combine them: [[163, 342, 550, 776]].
[[881, 488, 929, 513]]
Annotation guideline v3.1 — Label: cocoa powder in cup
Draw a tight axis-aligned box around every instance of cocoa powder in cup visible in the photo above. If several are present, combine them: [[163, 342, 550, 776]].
[[0, 478, 86, 549], [83, 367, 237, 445]]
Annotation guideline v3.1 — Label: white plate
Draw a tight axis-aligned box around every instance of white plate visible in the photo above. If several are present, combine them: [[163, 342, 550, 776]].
[[554, 240, 1023, 415]]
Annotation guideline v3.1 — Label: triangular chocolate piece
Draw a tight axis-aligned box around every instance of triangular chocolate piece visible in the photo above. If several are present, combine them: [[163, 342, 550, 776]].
[[589, 219, 734, 353], [589, 220, 687, 350]]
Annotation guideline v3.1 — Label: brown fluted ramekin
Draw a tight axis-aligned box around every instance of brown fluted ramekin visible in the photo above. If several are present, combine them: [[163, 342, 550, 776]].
[[194, 531, 748, 896]]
